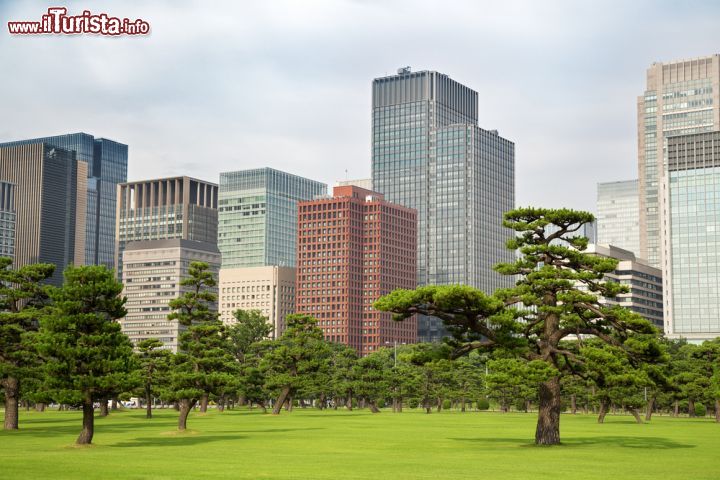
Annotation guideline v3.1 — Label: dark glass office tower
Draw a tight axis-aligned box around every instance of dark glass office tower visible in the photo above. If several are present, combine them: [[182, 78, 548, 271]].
[[0, 143, 87, 286], [372, 68, 515, 342], [0, 133, 128, 269]]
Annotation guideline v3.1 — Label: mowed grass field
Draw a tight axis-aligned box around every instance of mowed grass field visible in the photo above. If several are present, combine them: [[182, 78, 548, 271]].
[[1, 407, 718, 480]]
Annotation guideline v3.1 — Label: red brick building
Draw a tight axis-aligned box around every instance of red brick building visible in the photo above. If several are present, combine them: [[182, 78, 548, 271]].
[[296, 185, 417, 355]]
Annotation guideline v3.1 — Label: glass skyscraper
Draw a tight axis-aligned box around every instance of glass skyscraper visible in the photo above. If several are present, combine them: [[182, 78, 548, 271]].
[[371, 68, 515, 342], [638, 55, 720, 267], [596, 179, 640, 256], [663, 131, 720, 340], [218, 168, 327, 268], [0, 133, 128, 269]]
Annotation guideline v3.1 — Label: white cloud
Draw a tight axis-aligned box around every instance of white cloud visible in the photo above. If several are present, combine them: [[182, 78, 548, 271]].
[[1, 0, 719, 211]]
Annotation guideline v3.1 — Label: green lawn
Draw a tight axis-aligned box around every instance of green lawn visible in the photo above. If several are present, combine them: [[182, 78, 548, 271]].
[[1, 408, 718, 479]]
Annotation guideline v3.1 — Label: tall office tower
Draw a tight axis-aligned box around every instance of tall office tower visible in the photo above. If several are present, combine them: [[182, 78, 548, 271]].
[[296, 185, 417, 356], [121, 239, 220, 352], [596, 180, 641, 256], [0, 143, 87, 285], [0, 181, 16, 260], [0, 133, 128, 268], [371, 68, 515, 342], [585, 244, 663, 329], [662, 131, 720, 340], [218, 168, 327, 268], [638, 55, 720, 267], [115, 176, 218, 280], [219, 266, 296, 337]]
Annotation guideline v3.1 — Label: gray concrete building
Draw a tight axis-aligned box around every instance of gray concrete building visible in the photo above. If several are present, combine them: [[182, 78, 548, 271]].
[[596, 180, 641, 256], [0, 143, 87, 285], [585, 244, 664, 329], [115, 176, 218, 279], [219, 266, 296, 338], [121, 239, 221, 352], [218, 168, 326, 269], [662, 131, 720, 341], [336, 178, 373, 190], [371, 68, 515, 342], [638, 55, 720, 267], [0, 181, 16, 260]]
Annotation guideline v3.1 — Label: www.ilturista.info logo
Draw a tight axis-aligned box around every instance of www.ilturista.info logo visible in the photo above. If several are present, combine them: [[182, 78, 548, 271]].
[[7, 7, 150, 35]]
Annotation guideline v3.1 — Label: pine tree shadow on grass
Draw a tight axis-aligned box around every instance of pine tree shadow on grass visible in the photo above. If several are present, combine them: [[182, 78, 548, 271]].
[[111, 434, 247, 448], [450, 436, 696, 449]]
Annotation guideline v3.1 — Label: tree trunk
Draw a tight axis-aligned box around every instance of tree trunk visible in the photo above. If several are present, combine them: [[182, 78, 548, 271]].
[[461, 396, 466, 412], [570, 394, 577, 414], [535, 377, 561, 445], [199, 393, 209, 413], [368, 400, 380, 413], [673, 400, 679, 417], [287, 396, 294, 412], [76, 398, 95, 445], [111, 397, 118, 410], [688, 399, 695, 417], [217, 395, 226, 412], [178, 398, 196, 431], [628, 408, 643, 424], [715, 399, 720, 423], [36, 403, 46, 413], [145, 386, 153, 419], [645, 396, 655, 421], [99, 398, 109, 417], [436, 398, 442, 412], [598, 398, 610, 424], [345, 393, 353, 411], [397, 396, 403, 413], [2, 377, 20, 430], [273, 386, 291, 415]]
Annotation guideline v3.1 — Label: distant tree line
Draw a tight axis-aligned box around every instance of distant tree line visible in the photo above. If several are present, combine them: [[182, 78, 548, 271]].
[[1, 208, 719, 447]]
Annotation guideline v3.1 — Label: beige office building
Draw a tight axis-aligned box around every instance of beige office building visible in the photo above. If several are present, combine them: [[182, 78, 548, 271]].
[[0, 143, 87, 286], [219, 266, 296, 338], [121, 239, 220, 352], [638, 55, 720, 267]]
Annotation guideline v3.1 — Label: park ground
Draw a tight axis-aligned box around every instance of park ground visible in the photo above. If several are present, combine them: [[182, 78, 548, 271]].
[[1, 408, 718, 479]]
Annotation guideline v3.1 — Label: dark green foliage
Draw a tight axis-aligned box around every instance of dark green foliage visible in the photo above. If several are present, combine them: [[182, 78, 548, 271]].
[[36, 265, 135, 444], [376, 207, 662, 444], [477, 398, 490, 410], [166, 261, 236, 429], [0, 257, 55, 430], [135, 338, 172, 419], [260, 314, 331, 414], [226, 309, 274, 410]]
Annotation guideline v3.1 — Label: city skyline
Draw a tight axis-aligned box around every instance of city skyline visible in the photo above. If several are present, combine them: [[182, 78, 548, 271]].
[[2, 1, 720, 213]]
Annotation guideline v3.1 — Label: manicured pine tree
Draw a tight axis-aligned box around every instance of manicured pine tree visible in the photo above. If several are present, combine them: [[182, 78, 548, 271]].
[[327, 343, 358, 410], [226, 309, 273, 409], [135, 338, 172, 419], [376, 208, 660, 445], [166, 261, 237, 430], [37, 265, 135, 445], [0, 258, 55, 430], [260, 314, 330, 414]]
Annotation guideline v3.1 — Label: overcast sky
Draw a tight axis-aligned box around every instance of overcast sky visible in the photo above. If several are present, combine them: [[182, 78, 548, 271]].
[[1, 0, 719, 212]]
